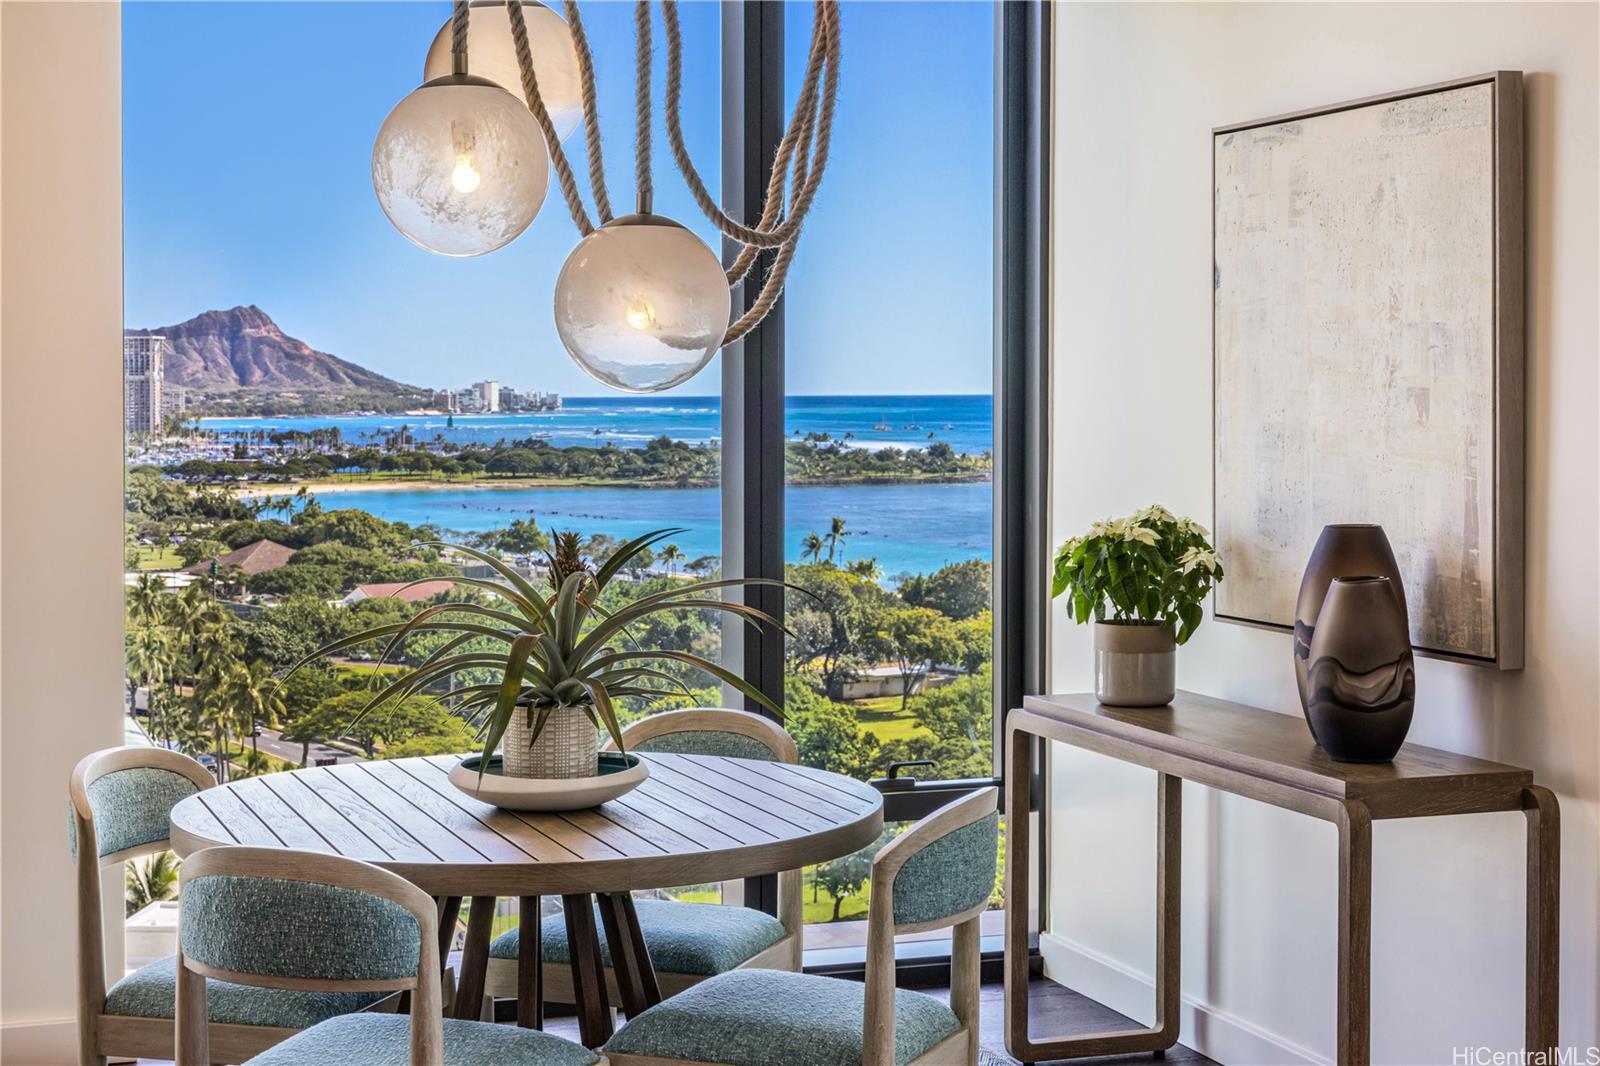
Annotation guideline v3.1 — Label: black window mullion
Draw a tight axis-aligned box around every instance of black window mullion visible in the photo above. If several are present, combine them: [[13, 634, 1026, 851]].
[[720, 0, 786, 919]]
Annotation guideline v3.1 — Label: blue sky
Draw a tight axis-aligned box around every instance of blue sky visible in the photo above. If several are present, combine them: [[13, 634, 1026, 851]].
[[123, 1, 993, 397]]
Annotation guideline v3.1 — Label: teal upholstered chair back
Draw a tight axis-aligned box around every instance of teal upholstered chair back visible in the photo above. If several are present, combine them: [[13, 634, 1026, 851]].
[[179, 873, 424, 983], [69, 747, 214, 864], [174, 847, 444, 1066], [618, 707, 799, 764], [860, 788, 999, 1065], [615, 707, 806, 963], [69, 746, 217, 1064], [889, 811, 1000, 927]]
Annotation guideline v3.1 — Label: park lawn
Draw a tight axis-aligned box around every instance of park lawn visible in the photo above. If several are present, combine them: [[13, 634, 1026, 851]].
[[228, 748, 296, 776], [135, 546, 183, 570], [852, 696, 931, 744]]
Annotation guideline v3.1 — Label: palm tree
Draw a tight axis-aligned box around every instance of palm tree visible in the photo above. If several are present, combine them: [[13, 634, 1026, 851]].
[[224, 660, 286, 767], [800, 532, 825, 565], [660, 543, 683, 575], [824, 516, 852, 564], [125, 851, 180, 916], [192, 619, 238, 780], [125, 626, 174, 716], [126, 573, 167, 627], [846, 556, 883, 582]]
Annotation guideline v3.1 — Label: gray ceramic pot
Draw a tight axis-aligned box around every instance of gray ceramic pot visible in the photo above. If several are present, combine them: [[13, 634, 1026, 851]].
[[1305, 576, 1416, 762], [1093, 621, 1175, 707], [1294, 524, 1409, 724]]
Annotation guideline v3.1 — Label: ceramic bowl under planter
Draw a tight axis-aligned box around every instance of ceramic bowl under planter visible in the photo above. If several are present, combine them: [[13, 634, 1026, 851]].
[[449, 752, 648, 811]]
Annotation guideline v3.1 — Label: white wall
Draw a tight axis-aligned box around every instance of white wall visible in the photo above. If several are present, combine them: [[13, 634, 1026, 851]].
[[1047, 4, 1598, 1063], [1, 2, 127, 1061]]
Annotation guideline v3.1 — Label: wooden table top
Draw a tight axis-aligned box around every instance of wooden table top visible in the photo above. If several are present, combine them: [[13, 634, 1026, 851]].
[[1020, 691, 1532, 813], [170, 753, 884, 896]]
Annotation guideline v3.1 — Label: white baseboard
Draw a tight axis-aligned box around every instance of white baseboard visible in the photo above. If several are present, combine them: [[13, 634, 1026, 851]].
[[1038, 931, 1328, 1066], [0, 1017, 76, 1065]]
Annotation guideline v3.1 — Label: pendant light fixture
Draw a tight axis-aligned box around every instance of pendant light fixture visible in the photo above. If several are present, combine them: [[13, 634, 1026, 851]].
[[422, 1, 584, 142], [372, 1, 550, 257], [375, 0, 840, 392]]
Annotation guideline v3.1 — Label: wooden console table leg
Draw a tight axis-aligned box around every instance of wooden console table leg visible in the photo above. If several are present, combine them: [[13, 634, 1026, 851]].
[[1154, 772, 1182, 1049], [1336, 801, 1372, 1066], [1003, 722, 1185, 1063], [1003, 725, 1034, 1058], [1522, 785, 1560, 1056]]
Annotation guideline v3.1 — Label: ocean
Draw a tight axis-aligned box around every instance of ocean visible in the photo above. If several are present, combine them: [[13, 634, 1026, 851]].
[[200, 394, 994, 457], [205, 395, 994, 579]]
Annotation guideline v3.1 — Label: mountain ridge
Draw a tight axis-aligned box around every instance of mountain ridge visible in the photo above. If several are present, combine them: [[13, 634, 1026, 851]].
[[125, 306, 423, 399]]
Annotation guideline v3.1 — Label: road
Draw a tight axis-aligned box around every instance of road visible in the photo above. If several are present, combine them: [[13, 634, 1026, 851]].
[[251, 727, 363, 767]]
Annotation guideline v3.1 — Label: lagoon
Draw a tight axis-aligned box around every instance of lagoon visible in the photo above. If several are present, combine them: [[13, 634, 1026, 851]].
[[314, 480, 992, 580]]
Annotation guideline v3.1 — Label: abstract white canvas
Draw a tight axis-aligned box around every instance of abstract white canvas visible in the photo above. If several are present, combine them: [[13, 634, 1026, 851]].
[[1213, 77, 1521, 665]]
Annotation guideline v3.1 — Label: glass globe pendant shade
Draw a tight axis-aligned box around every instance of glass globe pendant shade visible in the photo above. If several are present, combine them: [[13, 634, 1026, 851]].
[[554, 215, 732, 393], [372, 75, 550, 258], [424, 2, 583, 142]]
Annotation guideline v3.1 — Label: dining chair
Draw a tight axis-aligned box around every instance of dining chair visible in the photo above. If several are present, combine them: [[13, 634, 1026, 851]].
[[174, 844, 601, 1066], [71, 746, 399, 1066], [483, 709, 804, 1022], [600, 786, 999, 1066]]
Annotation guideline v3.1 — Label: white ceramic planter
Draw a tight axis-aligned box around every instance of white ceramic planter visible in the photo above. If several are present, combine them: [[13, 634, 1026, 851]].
[[1093, 621, 1176, 707], [502, 703, 598, 779], [449, 752, 648, 811]]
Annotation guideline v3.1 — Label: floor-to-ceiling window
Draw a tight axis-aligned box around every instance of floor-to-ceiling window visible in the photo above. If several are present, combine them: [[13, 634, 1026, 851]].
[[121, 0, 726, 953], [776, 0, 998, 953], [122, 0, 1044, 972]]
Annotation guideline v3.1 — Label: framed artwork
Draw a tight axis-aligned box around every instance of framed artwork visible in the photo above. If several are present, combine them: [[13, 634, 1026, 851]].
[[1212, 72, 1524, 668]]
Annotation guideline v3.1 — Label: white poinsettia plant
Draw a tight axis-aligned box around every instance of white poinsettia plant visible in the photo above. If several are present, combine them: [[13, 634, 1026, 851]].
[[1051, 504, 1223, 645]]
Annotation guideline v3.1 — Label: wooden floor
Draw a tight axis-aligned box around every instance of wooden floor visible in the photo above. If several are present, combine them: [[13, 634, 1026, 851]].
[[134, 975, 1214, 1065]]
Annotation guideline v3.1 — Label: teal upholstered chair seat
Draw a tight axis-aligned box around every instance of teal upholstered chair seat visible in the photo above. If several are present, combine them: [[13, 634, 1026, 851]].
[[602, 969, 960, 1066], [490, 899, 787, 977], [105, 954, 387, 1028], [241, 1013, 599, 1066]]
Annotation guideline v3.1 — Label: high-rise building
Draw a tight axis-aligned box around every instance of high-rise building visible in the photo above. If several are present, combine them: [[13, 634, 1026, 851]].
[[124, 334, 165, 434], [475, 380, 500, 413]]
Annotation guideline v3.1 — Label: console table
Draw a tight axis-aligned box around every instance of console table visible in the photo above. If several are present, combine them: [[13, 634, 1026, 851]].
[[1004, 691, 1559, 1066]]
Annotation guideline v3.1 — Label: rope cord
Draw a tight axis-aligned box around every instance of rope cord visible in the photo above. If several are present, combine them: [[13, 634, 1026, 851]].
[[563, 0, 614, 224], [662, 0, 839, 249], [724, 15, 827, 285], [450, 0, 469, 75], [506, 0, 593, 236], [498, 0, 841, 350], [635, 1, 652, 214]]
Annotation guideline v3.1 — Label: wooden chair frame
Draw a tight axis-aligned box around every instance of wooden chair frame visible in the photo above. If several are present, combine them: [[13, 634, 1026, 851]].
[[67, 746, 303, 1066], [484, 709, 804, 1018], [173, 846, 444, 1066], [606, 786, 997, 1066]]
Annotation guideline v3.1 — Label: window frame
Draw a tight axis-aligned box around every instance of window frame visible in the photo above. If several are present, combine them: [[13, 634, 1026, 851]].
[[717, 0, 1051, 967]]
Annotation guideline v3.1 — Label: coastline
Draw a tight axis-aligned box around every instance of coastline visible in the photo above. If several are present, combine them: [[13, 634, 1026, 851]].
[[232, 471, 992, 499]]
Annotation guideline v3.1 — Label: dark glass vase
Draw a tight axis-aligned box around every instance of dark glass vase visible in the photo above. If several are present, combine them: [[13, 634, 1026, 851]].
[[1294, 524, 1409, 726], [1304, 576, 1416, 762]]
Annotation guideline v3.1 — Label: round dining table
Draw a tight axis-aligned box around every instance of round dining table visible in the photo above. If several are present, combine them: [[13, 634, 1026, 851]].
[[169, 751, 884, 1047]]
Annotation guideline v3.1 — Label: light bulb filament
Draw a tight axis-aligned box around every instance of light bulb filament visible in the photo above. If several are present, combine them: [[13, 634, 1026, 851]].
[[625, 300, 656, 331], [451, 153, 481, 194]]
